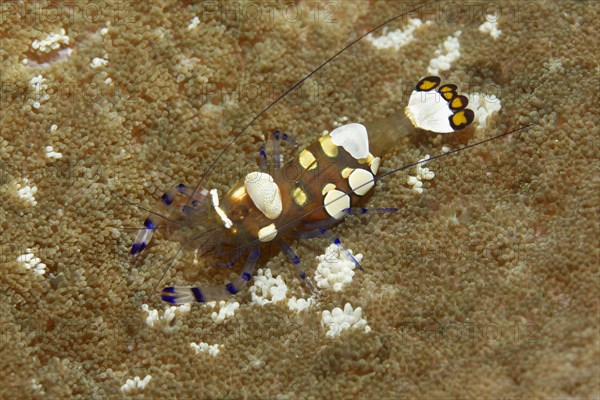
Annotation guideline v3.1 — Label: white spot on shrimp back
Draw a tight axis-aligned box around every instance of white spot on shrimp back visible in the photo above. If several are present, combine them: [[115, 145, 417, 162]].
[[330, 123, 369, 159], [348, 169, 374, 196], [258, 223, 277, 242], [323, 189, 351, 219], [244, 172, 282, 219]]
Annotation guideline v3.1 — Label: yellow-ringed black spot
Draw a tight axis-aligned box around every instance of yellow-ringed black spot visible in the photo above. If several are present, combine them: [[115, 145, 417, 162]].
[[450, 95, 468, 111], [449, 109, 475, 131], [442, 91, 454, 101], [439, 85, 457, 101], [416, 76, 441, 91], [439, 84, 457, 94]]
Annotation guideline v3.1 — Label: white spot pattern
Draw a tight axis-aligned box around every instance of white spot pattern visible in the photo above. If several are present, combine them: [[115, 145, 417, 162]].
[[330, 123, 370, 159], [258, 223, 277, 242], [323, 189, 350, 219], [244, 172, 282, 219], [348, 169, 374, 196]]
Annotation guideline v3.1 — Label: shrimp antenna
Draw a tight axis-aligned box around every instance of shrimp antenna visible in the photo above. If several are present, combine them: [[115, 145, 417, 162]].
[[377, 123, 536, 180], [187, 0, 443, 203]]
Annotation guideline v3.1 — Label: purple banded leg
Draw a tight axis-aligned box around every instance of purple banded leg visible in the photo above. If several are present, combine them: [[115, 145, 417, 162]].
[[161, 247, 260, 304], [342, 207, 399, 215], [131, 183, 210, 256], [224, 247, 260, 295], [322, 229, 364, 272], [131, 184, 185, 256], [180, 184, 211, 207], [259, 146, 269, 171], [272, 130, 283, 169], [130, 217, 155, 255], [259, 130, 298, 171], [280, 242, 319, 295], [272, 130, 298, 167], [280, 131, 298, 147]]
